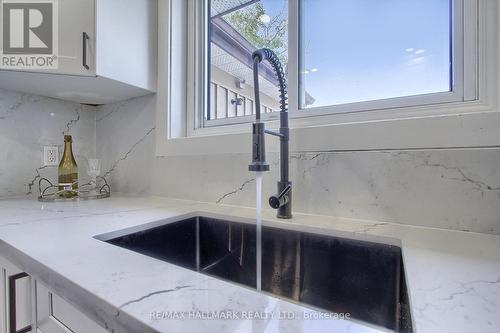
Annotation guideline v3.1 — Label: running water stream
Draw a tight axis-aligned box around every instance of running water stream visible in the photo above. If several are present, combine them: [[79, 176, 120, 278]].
[[255, 171, 263, 291]]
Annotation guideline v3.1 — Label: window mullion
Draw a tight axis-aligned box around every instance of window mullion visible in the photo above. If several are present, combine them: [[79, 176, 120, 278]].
[[462, 0, 479, 101], [288, 0, 300, 114], [186, 0, 197, 137]]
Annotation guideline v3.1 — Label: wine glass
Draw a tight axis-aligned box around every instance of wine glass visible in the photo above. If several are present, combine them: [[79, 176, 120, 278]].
[[87, 159, 101, 187]]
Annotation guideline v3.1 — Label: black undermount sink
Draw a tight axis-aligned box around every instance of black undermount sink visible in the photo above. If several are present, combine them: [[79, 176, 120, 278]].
[[97, 215, 412, 332]]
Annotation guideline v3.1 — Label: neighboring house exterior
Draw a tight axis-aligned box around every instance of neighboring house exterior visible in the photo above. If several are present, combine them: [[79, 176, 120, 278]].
[[209, 1, 315, 121]]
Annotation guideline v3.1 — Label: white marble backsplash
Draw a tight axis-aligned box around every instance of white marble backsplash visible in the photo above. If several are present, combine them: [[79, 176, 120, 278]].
[[96, 95, 500, 235], [0, 88, 96, 197], [96, 96, 156, 195], [1, 87, 498, 235]]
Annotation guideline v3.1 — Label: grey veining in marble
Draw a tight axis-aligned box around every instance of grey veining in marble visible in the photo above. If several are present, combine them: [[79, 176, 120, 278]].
[[95, 95, 500, 235], [0, 88, 96, 198], [96, 96, 156, 195]]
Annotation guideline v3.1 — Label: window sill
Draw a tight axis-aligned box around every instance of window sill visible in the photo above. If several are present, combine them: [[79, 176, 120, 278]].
[[156, 100, 500, 156]]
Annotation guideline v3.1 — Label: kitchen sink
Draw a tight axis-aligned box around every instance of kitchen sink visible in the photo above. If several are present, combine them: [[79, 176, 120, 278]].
[[96, 214, 412, 332]]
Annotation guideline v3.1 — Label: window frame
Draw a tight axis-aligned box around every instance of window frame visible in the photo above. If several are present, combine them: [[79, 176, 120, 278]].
[[190, 0, 478, 135], [156, 0, 498, 157]]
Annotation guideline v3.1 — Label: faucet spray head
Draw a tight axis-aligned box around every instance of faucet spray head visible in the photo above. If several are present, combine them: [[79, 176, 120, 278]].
[[248, 122, 270, 172]]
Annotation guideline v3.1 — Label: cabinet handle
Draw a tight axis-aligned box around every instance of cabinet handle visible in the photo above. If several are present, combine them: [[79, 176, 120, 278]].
[[8, 272, 32, 333], [82, 32, 90, 70]]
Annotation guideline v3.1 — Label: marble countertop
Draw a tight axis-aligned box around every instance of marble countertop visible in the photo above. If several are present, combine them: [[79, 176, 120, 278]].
[[0, 195, 499, 333]]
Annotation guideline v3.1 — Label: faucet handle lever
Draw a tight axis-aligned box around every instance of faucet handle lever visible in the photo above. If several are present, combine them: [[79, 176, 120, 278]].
[[264, 129, 284, 138], [269, 185, 291, 209]]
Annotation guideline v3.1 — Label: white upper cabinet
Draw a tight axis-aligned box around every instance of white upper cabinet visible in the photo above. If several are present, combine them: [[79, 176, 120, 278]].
[[0, 0, 157, 104], [57, 0, 96, 76]]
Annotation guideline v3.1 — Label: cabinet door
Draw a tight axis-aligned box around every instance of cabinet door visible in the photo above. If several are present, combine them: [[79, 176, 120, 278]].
[[35, 281, 106, 333], [0, 257, 32, 333], [56, 0, 95, 76], [0, 0, 95, 76]]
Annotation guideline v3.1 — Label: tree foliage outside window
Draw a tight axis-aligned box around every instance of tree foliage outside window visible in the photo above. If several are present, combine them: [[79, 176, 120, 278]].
[[224, 2, 288, 66]]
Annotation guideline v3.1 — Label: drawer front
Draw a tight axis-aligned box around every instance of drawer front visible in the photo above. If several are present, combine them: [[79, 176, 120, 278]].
[[35, 282, 106, 333]]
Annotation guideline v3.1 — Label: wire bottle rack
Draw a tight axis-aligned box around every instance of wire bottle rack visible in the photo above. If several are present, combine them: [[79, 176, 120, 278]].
[[37, 176, 110, 202]]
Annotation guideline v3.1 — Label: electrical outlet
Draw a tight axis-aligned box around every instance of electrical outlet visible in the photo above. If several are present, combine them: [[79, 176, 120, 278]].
[[43, 146, 59, 166]]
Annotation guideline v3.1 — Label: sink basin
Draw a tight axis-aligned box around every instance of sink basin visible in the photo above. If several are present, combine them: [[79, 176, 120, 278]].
[[96, 214, 412, 332]]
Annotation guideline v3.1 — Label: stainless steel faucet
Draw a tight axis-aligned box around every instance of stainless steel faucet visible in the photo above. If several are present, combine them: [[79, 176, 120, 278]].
[[248, 48, 292, 219]]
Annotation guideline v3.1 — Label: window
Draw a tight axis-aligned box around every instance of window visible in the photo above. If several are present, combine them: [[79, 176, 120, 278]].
[[300, 0, 452, 108], [190, 0, 477, 131], [206, 0, 289, 126]]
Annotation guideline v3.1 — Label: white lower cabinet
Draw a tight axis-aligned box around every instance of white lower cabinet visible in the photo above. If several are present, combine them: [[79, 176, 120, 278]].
[[1, 256, 106, 333], [35, 282, 106, 333], [0, 256, 32, 333]]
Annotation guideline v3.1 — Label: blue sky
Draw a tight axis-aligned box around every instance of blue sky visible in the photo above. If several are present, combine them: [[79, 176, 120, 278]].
[[258, 0, 451, 108]]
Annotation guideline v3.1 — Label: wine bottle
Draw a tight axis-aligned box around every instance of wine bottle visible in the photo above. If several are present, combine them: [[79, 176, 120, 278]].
[[58, 135, 78, 196]]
